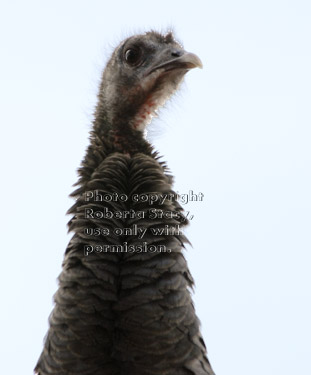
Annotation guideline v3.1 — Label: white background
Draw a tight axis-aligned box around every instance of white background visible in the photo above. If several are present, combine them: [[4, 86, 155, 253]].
[[0, 1, 310, 374]]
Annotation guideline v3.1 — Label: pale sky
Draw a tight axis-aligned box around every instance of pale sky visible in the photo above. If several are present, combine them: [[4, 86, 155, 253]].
[[0, 1, 310, 374]]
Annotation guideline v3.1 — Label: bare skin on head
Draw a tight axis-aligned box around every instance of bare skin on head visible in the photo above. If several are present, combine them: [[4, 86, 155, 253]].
[[95, 31, 202, 151]]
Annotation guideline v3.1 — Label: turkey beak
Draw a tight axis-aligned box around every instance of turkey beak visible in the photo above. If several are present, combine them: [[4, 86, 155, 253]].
[[148, 49, 203, 75], [170, 51, 203, 70]]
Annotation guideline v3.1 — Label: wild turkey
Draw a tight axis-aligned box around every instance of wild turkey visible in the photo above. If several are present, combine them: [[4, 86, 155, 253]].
[[35, 30, 215, 375]]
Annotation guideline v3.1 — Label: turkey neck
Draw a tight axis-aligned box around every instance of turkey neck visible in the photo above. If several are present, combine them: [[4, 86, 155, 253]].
[[92, 113, 153, 157]]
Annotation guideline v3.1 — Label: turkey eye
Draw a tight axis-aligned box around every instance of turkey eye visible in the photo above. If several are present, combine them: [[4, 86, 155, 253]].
[[124, 47, 143, 66]]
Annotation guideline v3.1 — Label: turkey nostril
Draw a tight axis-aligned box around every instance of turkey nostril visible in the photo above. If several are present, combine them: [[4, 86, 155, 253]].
[[171, 50, 183, 58]]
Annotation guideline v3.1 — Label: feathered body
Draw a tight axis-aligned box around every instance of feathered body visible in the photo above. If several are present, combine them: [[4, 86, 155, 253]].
[[35, 31, 214, 375]]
